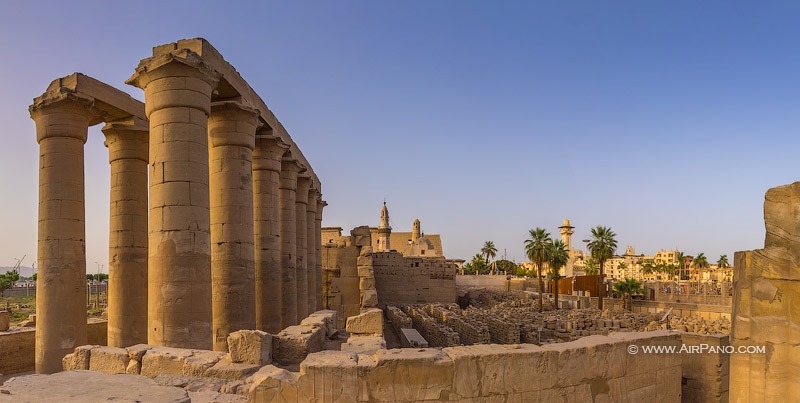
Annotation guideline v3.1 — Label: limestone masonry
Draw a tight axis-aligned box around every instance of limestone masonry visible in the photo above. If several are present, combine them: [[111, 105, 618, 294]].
[[28, 38, 325, 373]]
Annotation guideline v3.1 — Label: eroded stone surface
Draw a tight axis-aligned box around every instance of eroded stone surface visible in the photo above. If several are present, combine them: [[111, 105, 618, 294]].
[[345, 308, 383, 336], [228, 330, 272, 365], [0, 370, 189, 402]]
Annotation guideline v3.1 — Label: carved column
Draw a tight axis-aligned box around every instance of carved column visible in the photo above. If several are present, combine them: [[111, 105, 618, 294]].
[[279, 157, 304, 328], [295, 175, 310, 320], [208, 101, 258, 351], [30, 95, 101, 373], [127, 51, 220, 349], [253, 134, 289, 333], [316, 198, 326, 310], [306, 188, 318, 314], [103, 122, 149, 348]]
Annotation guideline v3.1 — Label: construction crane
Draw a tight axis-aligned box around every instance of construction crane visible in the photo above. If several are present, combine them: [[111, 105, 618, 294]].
[[13, 254, 26, 275]]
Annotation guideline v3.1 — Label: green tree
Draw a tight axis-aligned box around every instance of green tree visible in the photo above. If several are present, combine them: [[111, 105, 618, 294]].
[[31, 273, 37, 281], [583, 258, 599, 275], [717, 255, 729, 269], [481, 241, 498, 267], [640, 262, 656, 276], [524, 228, 552, 313], [86, 274, 95, 282], [464, 254, 488, 275], [0, 270, 20, 297], [587, 226, 617, 310], [495, 259, 519, 275], [676, 252, 686, 280], [693, 252, 710, 286], [611, 278, 643, 310], [548, 239, 569, 310], [95, 273, 109, 282]]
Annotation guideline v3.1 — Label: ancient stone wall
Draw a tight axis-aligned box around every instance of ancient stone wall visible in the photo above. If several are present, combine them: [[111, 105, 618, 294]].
[[401, 306, 460, 347], [730, 181, 800, 401], [371, 251, 456, 307], [680, 333, 730, 403], [424, 304, 490, 345], [385, 306, 412, 335], [0, 319, 108, 376], [251, 331, 683, 402]]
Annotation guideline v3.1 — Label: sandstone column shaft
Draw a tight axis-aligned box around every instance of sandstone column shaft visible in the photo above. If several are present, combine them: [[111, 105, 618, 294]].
[[279, 158, 304, 328], [103, 124, 149, 348], [128, 54, 219, 349], [208, 101, 258, 351], [295, 176, 310, 320], [253, 135, 288, 333], [316, 199, 326, 310], [31, 97, 98, 373], [305, 189, 318, 314]]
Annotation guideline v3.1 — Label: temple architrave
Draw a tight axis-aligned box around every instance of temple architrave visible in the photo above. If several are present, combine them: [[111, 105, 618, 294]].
[[29, 39, 325, 373]]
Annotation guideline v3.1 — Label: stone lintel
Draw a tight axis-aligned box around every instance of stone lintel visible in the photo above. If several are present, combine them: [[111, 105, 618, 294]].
[[32, 73, 144, 125], [145, 38, 320, 190]]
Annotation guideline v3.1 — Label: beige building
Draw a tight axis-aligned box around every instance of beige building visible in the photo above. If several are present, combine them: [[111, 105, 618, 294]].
[[323, 202, 445, 258]]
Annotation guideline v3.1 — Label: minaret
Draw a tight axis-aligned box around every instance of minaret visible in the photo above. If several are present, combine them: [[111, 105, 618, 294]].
[[376, 201, 391, 251], [559, 218, 576, 276], [412, 218, 421, 242], [559, 219, 574, 249]]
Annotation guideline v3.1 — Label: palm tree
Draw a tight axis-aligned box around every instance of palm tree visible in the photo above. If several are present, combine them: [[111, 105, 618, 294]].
[[694, 252, 710, 288], [481, 241, 498, 271], [583, 258, 599, 275], [587, 226, 617, 310], [675, 252, 686, 281], [612, 278, 643, 310], [717, 255, 729, 269], [548, 239, 569, 310], [524, 228, 552, 313]]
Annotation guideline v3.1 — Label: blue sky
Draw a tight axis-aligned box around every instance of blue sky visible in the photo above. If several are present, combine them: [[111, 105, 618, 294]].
[[2, 1, 798, 270]]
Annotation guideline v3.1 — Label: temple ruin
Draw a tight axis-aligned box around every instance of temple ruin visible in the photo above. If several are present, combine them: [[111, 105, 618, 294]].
[[28, 38, 325, 374], [0, 37, 792, 402]]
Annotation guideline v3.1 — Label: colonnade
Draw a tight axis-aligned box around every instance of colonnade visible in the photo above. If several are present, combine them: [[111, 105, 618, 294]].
[[30, 40, 324, 373]]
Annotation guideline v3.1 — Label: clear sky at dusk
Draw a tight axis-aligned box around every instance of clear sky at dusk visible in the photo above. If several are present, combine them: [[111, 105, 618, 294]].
[[2, 1, 799, 270]]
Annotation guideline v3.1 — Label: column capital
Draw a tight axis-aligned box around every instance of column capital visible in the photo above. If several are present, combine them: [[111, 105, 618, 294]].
[[126, 49, 220, 90], [296, 175, 311, 204], [102, 119, 149, 163], [208, 101, 259, 149], [317, 199, 327, 213], [29, 93, 105, 143], [126, 50, 221, 116], [253, 134, 289, 172], [306, 188, 319, 213]]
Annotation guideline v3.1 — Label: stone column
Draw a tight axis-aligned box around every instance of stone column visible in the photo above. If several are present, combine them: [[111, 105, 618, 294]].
[[295, 175, 310, 320], [316, 199, 327, 310], [30, 95, 101, 373], [279, 157, 304, 328], [103, 122, 149, 348], [208, 101, 258, 351], [253, 134, 289, 333], [305, 188, 318, 314], [127, 51, 220, 349]]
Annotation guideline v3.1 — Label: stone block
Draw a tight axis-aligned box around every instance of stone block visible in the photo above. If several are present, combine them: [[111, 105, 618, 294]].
[[205, 357, 261, 381], [88, 346, 130, 375], [357, 265, 373, 277], [0, 311, 9, 331], [345, 308, 383, 335], [297, 351, 360, 401], [360, 289, 379, 308], [341, 335, 386, 355], [62, 345, 97, 371], [400, 328, 429, 348], [362, 348, 454, 402], [141, 346, 195, 377], [248, 365, 300, 402], [183, 350, 227, 377], [305, 309, 338, 338], [227, 330, 272, 365], [272, 325, 325, 365]]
